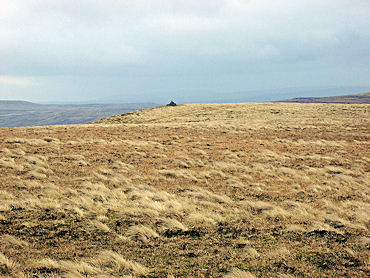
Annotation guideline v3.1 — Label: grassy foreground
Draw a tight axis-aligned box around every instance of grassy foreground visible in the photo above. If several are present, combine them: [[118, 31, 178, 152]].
[[0, 103, 369, 277]]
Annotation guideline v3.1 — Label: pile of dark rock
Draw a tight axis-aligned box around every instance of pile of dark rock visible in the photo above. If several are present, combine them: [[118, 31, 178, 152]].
[[167, 101, 177, 106]]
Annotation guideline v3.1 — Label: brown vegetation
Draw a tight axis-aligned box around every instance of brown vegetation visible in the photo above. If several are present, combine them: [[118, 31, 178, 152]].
[[0, 103, 369, 277]]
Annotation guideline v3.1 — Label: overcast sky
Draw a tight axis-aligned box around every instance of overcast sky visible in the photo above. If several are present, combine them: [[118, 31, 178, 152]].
[[0, 0, 369, 103]]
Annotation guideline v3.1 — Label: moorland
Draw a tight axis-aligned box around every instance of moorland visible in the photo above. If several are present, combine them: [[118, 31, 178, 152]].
[[0, 102, 369, 277]]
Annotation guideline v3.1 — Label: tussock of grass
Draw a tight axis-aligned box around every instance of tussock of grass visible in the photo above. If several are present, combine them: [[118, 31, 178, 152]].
[[155, 218, 187, 232], [93, 250, 148, 276], [0, 158, 23, 171], [126, 225, 159, 242], [89, 220, 111, 233], [1, 235, 29, 249], [0, 252, 19, 276], [224, 268, 256, 278], [59, 260, 100, 276], [1, 147, 26, 157]]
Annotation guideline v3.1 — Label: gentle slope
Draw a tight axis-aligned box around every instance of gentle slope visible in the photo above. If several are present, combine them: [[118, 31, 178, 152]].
[[0, 103, 369, 277]]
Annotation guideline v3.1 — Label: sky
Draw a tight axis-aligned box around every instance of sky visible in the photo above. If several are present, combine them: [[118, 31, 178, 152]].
[[0, 0, 369, 103]]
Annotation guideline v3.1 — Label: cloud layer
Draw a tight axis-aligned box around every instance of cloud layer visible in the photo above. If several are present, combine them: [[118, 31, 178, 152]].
[[1, 0, 369, 102]]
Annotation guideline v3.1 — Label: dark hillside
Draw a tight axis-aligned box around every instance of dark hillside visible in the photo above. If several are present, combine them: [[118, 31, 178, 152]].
[[276, 92, 370, 104]]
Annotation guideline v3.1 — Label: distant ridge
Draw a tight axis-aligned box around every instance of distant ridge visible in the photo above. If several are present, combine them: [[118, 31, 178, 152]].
[[0, 100, 40, 106], [276, 93, 370, 104]]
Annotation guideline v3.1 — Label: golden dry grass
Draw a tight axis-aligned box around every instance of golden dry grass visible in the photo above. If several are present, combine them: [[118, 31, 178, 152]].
[[0, 103, 369, 277]]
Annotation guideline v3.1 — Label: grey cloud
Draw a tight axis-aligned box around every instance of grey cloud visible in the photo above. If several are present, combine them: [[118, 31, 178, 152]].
[[0, 0, 369, 102]]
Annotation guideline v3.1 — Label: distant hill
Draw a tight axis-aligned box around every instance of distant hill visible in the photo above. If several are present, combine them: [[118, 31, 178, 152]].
[[0, 101, 158, 127], [276, 93, 370, 104], [0, 100, 41, 107]]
